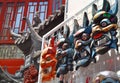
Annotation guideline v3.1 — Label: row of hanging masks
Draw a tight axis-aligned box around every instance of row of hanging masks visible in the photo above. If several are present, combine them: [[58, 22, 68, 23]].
[[40, 0, 119, 82], [73, 0, 118, 68]]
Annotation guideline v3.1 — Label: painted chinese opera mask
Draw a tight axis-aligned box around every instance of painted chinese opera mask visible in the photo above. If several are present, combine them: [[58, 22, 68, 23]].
[[91, 0, 118, 55], [55, 23, 75, 83], [73, 12, 96, 69], [93, 71, 120, 83], [40, 37, 57, 82]]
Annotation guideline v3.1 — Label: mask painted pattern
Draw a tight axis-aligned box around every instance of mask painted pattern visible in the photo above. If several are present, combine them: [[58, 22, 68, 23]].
[[91, 0, 118, 55]]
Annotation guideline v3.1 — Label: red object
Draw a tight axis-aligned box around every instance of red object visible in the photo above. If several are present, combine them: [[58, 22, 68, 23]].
[[86, 77, 90, 83], [24, 64, 38, 83], [47, 0, 53, 18], [62, 0, 65, 4], [0, 59, 24, 74], [93, 32, 103, 39]]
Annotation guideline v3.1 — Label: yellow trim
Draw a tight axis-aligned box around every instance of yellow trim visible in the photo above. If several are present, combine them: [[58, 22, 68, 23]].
[[93, 11, 106, 19]]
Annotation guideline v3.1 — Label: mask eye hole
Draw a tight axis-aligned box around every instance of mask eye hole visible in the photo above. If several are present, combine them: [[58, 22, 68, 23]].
[[101, 22, 107, 27], [100, 19, 111, 27], [81, 33, 89, 41]]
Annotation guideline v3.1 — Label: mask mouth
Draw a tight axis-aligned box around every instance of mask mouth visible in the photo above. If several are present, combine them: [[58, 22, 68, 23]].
[[47, 67, 52, 73], [92, 31, 104, 39], [92, 31, 113, 54], [42, 64, 53, 75], [93, 33, 111, 47], [76, 42, 91, 58], [76, 48, 91, 68], [80, 49, 89, 58]]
